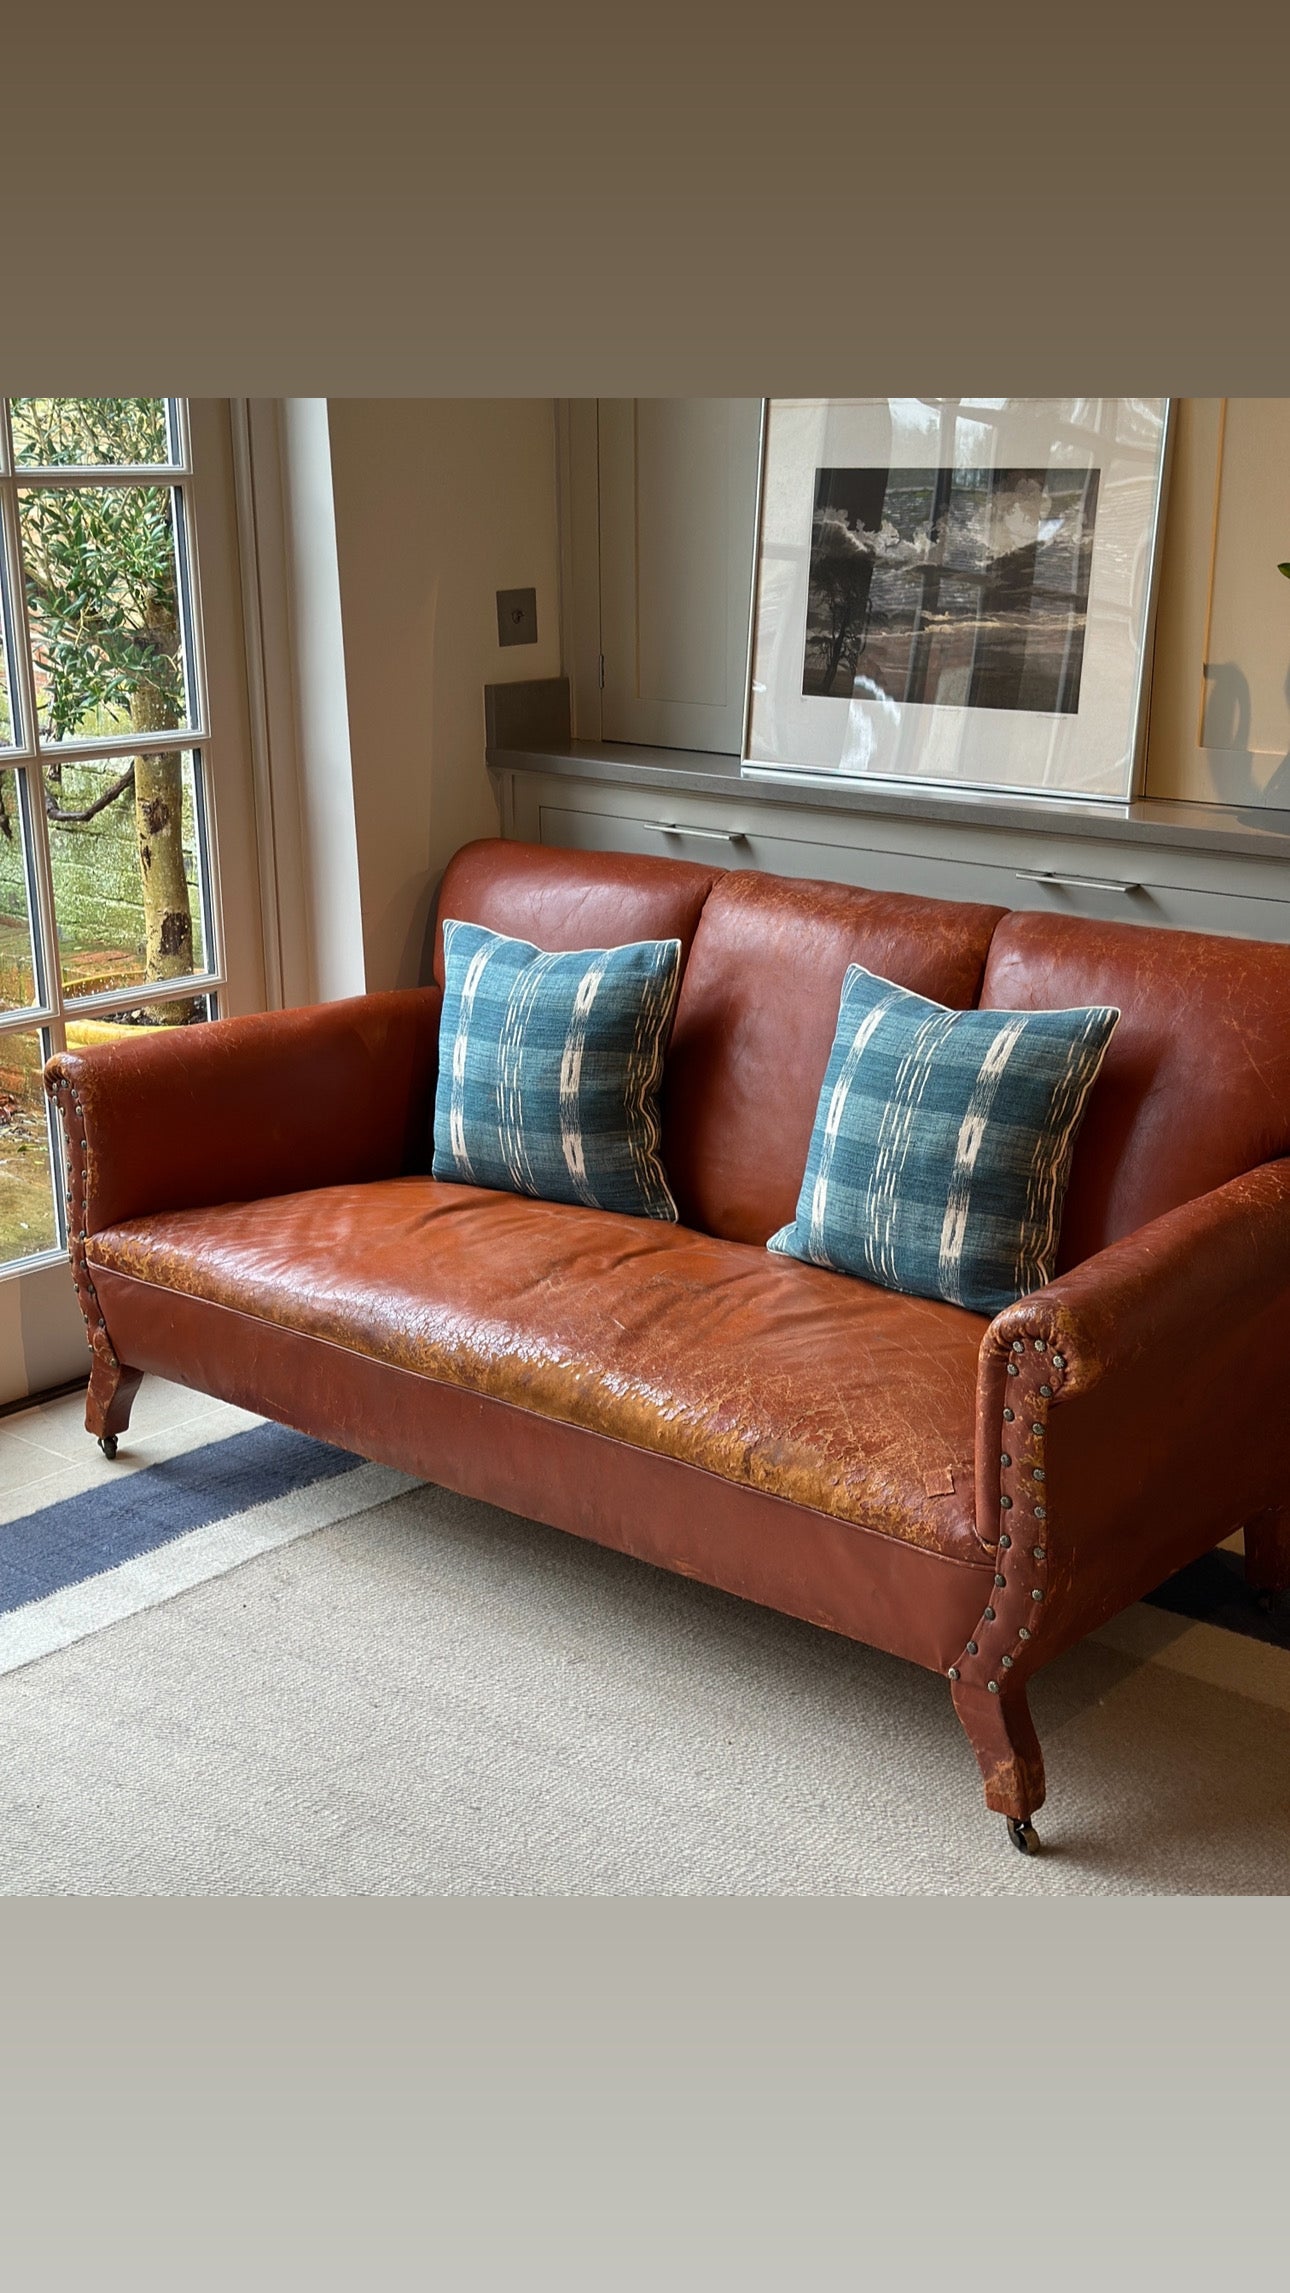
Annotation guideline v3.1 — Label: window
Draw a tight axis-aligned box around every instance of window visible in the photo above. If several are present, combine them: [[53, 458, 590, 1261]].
[[0, 398, 229, 1274]]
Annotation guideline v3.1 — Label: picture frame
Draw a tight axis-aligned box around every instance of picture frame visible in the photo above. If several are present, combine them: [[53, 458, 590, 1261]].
[[742, 397, 1172, 805]]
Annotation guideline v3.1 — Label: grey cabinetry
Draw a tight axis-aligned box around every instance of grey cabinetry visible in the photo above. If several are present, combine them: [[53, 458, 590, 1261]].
[[499, 763, 1290, 945]]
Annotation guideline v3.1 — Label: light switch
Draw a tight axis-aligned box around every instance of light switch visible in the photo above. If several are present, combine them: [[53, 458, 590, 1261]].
[[497, 587, 538, 646]]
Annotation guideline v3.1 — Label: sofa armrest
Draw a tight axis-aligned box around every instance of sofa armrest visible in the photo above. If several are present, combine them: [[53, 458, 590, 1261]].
[[982, 1158, 1290, 1408], [45, 987, 443, 1237], [964, 1161, 1290, 1677]]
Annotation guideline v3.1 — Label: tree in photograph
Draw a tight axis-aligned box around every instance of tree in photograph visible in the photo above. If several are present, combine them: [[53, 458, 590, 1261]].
[[14, 399, 195, 1021], [803, 512, 876, 696]]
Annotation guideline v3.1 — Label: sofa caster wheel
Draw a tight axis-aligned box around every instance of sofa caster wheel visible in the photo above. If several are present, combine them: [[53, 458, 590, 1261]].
[[1007, 1817, 1042, 1856], [98, 1433, 119, 1461]]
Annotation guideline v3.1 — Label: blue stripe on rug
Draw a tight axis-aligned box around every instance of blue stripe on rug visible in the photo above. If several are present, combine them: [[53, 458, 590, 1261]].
[[1145, 1549, 1290, 1649], [1, 1423, 363, 1615]]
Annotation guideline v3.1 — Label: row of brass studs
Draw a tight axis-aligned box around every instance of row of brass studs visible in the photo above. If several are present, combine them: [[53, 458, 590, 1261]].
[[947, 1337, 1065, 1687], [47, 1071, 117, 1370]]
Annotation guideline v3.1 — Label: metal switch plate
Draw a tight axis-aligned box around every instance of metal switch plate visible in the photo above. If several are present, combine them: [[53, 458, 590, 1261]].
[[497, 587, 538, 646]]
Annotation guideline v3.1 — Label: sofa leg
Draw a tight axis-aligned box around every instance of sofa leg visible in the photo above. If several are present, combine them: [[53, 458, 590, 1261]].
[[85, 1354, 142, 1459], [951, 1677, 1046, 1835], [1243, 1503, 1290, 1613]]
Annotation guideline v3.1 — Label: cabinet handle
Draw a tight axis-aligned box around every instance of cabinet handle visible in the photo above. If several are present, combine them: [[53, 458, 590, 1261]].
[[641, 820, 748, 846], [1016, 870, 1141, 895]]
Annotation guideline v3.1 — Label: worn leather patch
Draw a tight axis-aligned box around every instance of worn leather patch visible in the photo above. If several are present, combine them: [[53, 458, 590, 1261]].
[[87, 1176, 988, 1560], [923, 1467, 955, 1497]]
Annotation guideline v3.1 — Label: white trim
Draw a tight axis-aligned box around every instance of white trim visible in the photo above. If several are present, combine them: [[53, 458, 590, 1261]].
[[229, 399, 285, 1011], [555, 398, 604, 741], [230, 400, 365, 1008], [278, 399, 366, 1003]]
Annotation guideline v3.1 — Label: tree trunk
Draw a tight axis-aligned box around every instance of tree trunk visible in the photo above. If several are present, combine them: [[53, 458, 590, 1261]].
[[130, 604, 195, 1025]]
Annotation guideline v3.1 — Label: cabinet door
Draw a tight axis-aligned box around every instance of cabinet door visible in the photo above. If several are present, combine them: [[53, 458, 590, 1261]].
[[597, 400, 761, 754]]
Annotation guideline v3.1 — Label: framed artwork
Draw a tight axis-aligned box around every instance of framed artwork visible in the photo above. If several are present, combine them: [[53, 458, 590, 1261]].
[[742, 398, 1172, 804]]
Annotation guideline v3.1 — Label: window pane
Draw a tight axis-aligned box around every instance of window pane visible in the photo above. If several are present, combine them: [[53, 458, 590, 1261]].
[[0, 768, 38, 1012], [65, 993, 214, 1047], [10, 398, 175, 468], [0, 593, 11, 746], [0, 1029, 59, 1265], [46, 750, 210, 1002], [19, 484, 194, 744]]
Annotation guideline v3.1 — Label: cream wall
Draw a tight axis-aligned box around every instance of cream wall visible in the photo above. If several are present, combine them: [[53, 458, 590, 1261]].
[[326, 400, 561, 992]]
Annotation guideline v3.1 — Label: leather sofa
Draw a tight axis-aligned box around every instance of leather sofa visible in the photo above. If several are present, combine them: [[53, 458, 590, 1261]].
[[45, 838, 1290, 1854]]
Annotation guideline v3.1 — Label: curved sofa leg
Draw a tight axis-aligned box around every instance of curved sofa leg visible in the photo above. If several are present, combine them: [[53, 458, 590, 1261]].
[[951, 1677, 1046, 1822], [85, 1353, 143, 1449], [1243, 1503, 1290, 1604]]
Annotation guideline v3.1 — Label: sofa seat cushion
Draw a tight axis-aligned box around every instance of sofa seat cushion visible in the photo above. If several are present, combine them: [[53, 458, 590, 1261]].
[[87, 1178, 990, 1562]]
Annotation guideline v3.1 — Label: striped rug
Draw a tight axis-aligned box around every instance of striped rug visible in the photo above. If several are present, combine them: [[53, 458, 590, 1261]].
[[2, 1377, 1289, 1892], [0, 1385, 413, 1677]]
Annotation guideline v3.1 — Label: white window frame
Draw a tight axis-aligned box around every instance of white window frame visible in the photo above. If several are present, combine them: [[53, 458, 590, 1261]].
[[0, 398, 267, 1302]]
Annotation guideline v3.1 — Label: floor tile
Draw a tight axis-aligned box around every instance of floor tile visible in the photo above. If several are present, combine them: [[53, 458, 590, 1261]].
[[6, 1378, 259, 1465], [0, 1429, 71, 1500]]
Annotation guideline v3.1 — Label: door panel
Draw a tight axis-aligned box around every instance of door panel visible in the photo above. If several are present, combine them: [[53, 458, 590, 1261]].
[[597, 399, 761, 753]]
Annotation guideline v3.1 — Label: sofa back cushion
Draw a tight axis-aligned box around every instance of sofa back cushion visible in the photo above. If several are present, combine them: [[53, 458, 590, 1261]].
[[664, 870, 1005, 1244], [433, 839, 717, 984], [982, 910, 1290, 1265]]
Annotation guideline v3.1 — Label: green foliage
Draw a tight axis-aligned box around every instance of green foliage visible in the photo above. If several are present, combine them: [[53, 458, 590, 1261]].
[[1279, 562, 1290, 579], [9, 397, 171, 467], [15, 399, 183, 742]]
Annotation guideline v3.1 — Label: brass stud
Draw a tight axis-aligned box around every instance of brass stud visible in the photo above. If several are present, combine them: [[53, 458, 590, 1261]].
[[1034, 1505, 1047, 1520], [1011, 1340, 1025, 1353], [1007, 1363, 1019, 1377], [1033, 1547, 1046, 1561], [1051, 1353, 1065, 1370], [1002, 1654, 1014, 1669], [1019, 1627, 1031, 1641], [1031, 1588, 1044, 1602], [1003, 1408, 1014, 1422], [1034, 1468, 1045, 1482], [983, 1606, 995, 1621], [987, 1680, 999, 1693], [1034, 1339, 1046, 1353], [1000, 1453, 1011, 1467], [1000, 1495, 1012, 1510], [966, 1640, 978, 1655], [1039, 1383, 1052, 1398], [994, 1573, 1007, 1588], [947, 1666, 960, 1681], [1032, 1423, 1044, 1437], [999, 1533, 1011, 1549]]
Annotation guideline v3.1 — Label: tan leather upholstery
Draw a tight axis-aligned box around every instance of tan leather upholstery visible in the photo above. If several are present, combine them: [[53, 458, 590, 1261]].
[[664, 868, 1004, 1244], [88, 1263, 997, 1676], [432, 837, 718, 984], [982, 909, 1290, 1265], [87, 1177, 989, 1562]]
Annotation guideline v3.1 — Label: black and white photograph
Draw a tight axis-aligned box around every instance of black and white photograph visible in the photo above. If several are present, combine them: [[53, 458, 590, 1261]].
[[803, 464, 1100, 715], [745, 398, 1170, 801]]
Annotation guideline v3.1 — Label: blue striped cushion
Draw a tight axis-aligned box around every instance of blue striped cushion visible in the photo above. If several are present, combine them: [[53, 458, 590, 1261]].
[[768, 966, 1119, 1314], [432, 919, 682, 1218]]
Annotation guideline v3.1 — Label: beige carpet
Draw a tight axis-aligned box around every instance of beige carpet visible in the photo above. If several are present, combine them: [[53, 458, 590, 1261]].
[[2, 1468, 1289, 1895]]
